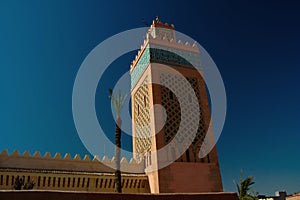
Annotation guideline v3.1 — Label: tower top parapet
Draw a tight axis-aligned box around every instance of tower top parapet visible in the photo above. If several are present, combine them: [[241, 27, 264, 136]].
[[130, 18, 199, 72], [150, 16, 175, 30]]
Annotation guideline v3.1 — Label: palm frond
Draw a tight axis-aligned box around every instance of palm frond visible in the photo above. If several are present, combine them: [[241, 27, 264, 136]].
[[234, 171, 257, 200], [233, 179, 241, 196], [109, 89, 127, 116]]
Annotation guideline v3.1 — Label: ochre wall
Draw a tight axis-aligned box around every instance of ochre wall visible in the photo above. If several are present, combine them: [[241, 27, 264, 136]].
[[0, 169, 149, 193], [288, 194, 300, 200], [0, 149, 144, 174], [157, 162, 223, 193]]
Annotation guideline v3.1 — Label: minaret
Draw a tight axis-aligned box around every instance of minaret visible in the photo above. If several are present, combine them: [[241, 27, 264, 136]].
[[130, 17, 223, 193]]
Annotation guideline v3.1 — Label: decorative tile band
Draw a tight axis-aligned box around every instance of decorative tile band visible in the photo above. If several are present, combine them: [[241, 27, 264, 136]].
[[131, 44, 201, 90], [131, 46, 151, 91]]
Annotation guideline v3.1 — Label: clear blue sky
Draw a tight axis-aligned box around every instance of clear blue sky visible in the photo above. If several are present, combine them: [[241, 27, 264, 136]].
[[1, 0, 300, 196]]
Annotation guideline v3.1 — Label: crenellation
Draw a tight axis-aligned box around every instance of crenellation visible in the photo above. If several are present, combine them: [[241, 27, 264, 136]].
[[0, 149, 145, 174], [44, 152, 52, 159], [130, 19, 200, 72], [11, 149, 20, 157], [192, 41, 199, 50], [73, 154, 81, 160], [83, 155, 91, 161], [0, 149, 142, 165], [130, 33, 199, 72], [121, 157, 128, 164], [33, 151, 42, 158], [148, 32, 153, 39], [1, 149, 9, 157], [102, 155, 110, 163], [64, 153, 72, 160], [54, 152, 62, 160], [23, 150, 31, 157], [111, 156, 116, 163], [93, 155, 100, 162], [129, 158, 136, 164]]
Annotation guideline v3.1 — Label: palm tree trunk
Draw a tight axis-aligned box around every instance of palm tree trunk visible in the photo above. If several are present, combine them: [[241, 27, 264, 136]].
[[115, 116, 122, 193]]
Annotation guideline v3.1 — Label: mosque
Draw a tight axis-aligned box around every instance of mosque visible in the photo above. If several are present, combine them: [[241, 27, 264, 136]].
[[0, 18, 236, 199]]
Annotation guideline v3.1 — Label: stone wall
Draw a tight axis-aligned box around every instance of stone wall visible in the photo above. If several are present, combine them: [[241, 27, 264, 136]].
[[0, 169, 149, 193], [287, 193, 300, 200], [0, 149, 149, 193], [155, 162, 223, 193], [0, 149, 144, 173]]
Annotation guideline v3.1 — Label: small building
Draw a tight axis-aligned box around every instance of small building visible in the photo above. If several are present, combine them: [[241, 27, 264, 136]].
[[258, 191, 287, 200], [287, 192, 300, 200]]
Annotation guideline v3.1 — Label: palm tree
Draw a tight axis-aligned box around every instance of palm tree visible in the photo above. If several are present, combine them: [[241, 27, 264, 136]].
[[233, 171, 258, 200], [109, 89, 127, 193]]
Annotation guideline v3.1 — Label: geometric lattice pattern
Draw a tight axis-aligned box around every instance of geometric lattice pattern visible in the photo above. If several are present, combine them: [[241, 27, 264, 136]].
[[133, 76, 151, 161], [160, 74, 206, 161]]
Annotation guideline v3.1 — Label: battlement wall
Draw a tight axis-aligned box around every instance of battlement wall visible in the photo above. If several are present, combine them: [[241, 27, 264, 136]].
[[0, 150, 144, 174], [130, 33, 199, 72]]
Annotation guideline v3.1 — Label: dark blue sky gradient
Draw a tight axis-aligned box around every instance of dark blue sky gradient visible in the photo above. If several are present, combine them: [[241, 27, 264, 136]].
[[1, 0, 299, 195]]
